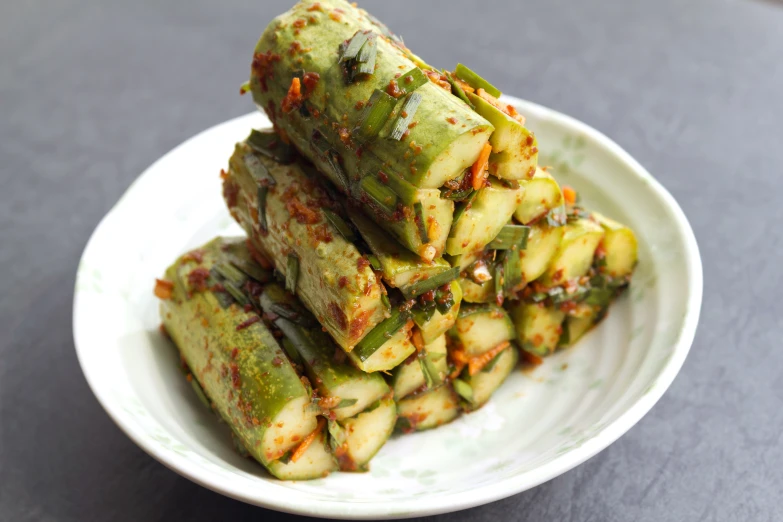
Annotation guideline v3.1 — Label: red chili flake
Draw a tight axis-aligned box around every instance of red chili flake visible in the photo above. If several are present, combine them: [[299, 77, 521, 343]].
[[154, 279, 174, 299], [222, 179, 239, 208], [285, 197, 320, 224], [250, 50, 281, 92], [338, 276, 349, 288], [229, 363, 241, 388], [355, 100, 365, 110], [159, 323, 170, 339], [182, 249, 205, 263], [552, 268, 565, 283], [281, 77, 303, 113], [272, 356, 283, 367], [307, 3, 323, 11], [302, 71, 320, 94], [357, 257, 370, 271], [420, 289, 436, 302], [187, 268, 211, 292], [244, 280, 264, 298], [313, 223, 333, 244], [349, 309, 371, 341], [401, 129, 411, 140], [293, 18, 307, 28], [288, 41, 302, 56], [231, 347, 239, 359], [329, 10, 342, 21], [236, 316, 261, 331], [328, 302, 348, 331], [446, 116, 458, 125], [386, 79, 403, 98], [219, 168, 228, 180]]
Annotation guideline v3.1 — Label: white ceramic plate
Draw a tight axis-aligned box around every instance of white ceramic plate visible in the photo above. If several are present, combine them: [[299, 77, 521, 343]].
[[73, 96, 702, 519]]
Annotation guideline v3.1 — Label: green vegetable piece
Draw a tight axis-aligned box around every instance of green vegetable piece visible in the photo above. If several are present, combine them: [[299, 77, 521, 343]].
[[389, 92, 423, 141], [322, 208, 356, 242], [354, 89, 397, 142], [286, 253, 299, 293], [401, 266, 460, 300], [247, 129, 295, 165], [488, 224, 531, 250], [353, 307, 411, 361], [454, 63, 501, 98], [360, 174, 398, 215]]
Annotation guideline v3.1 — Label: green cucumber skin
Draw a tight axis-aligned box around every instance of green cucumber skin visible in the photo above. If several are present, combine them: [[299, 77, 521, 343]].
[[348, 207, 450, 289], [160, 238, 317, 467], [226, 142, 388, 351], [249, 0, 490, 259], [337, 397, 397, 471], [445, 182, 524, 256], [592, 212, 638, 280], [250, 0, 492, 189], [259, 284, 389, 420]]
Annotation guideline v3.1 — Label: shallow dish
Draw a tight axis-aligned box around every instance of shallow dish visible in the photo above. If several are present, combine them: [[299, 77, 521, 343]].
[[73, 95, 702, 519]]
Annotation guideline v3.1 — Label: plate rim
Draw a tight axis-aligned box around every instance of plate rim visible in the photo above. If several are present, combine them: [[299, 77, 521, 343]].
[[72, 95, 703, 519]]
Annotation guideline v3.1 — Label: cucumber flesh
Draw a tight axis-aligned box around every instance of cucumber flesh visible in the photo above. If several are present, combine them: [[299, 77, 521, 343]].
[[562, 315, 596, 347], [451, 304, 515, 356], [593, 212, 638, 280], [458, 275, 495, 304], [541, 218, 604, 286], [446, 182, 524, 256], [413, 280, 462, 344], [336, 397, 397, 471], [396, 385, 461, 432], [520, 221, 565, 284], [509, 301, 565, 357], [391, 334, 448, 399], [514, 168, 564, 224], [461, 345, 519, 412], [267, 429, 337, 480], [467, 92, 538, 180]]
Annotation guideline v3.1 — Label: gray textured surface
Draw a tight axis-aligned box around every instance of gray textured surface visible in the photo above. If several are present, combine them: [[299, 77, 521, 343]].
[[1, 0, 781, 520]]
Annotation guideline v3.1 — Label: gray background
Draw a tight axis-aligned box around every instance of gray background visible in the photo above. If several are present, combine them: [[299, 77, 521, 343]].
[[1, 0, 781, 520]]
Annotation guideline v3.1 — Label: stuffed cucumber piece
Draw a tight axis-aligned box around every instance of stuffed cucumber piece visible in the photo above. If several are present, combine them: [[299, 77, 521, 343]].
[[514, 168, 564, 224], [259, 284, 389, 417], [592, 212, 638, 282], [347, 207, 452, 292], [453, 344, 518, 412], [446, 181, 524, 256], [225, 140, 388, 351], [508, 301, 565, 357], [330, 397, 397, 471], [450, 303, 515, 356], [267, 422, 338, 480], [466, 91, 538, 180], [391, 334, 449, 399], [520, 220, 566, 284], [540, 217, 604, 286], [158, 238, 318, 469], [348, 307, 417, 373], [396, 385, 461, 433], [250, 0, 494, 259], [412, 280, 462, 344]]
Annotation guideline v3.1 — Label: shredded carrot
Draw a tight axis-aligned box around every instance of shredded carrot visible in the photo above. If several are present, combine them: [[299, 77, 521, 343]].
[[468, 341, 510, 375], [455, 78, 475, 94], [520, 350, 544, 367], [448, 349, 470, 379], [471, 143, 492, 190], [154, 279, 174, 299], [562, 185, 577, 205], [411, 329, 425, 352], [290, 417, 325, 463], [281, 77, 303, 114]]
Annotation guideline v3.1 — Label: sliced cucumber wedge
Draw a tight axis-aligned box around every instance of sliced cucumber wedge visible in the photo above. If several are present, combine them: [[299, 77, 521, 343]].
[[332, 397, 396, 471], [459, 345, 519, 412], [508, 301, 565, 357], [451, 304, 515, 356], [396, 385, 461, 432], [514, 168, 564, 224], [541, 217, 604, 286]]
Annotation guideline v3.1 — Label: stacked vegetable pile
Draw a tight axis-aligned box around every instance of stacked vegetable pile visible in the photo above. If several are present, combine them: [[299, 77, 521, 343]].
[[156, 0, 638, 480]]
